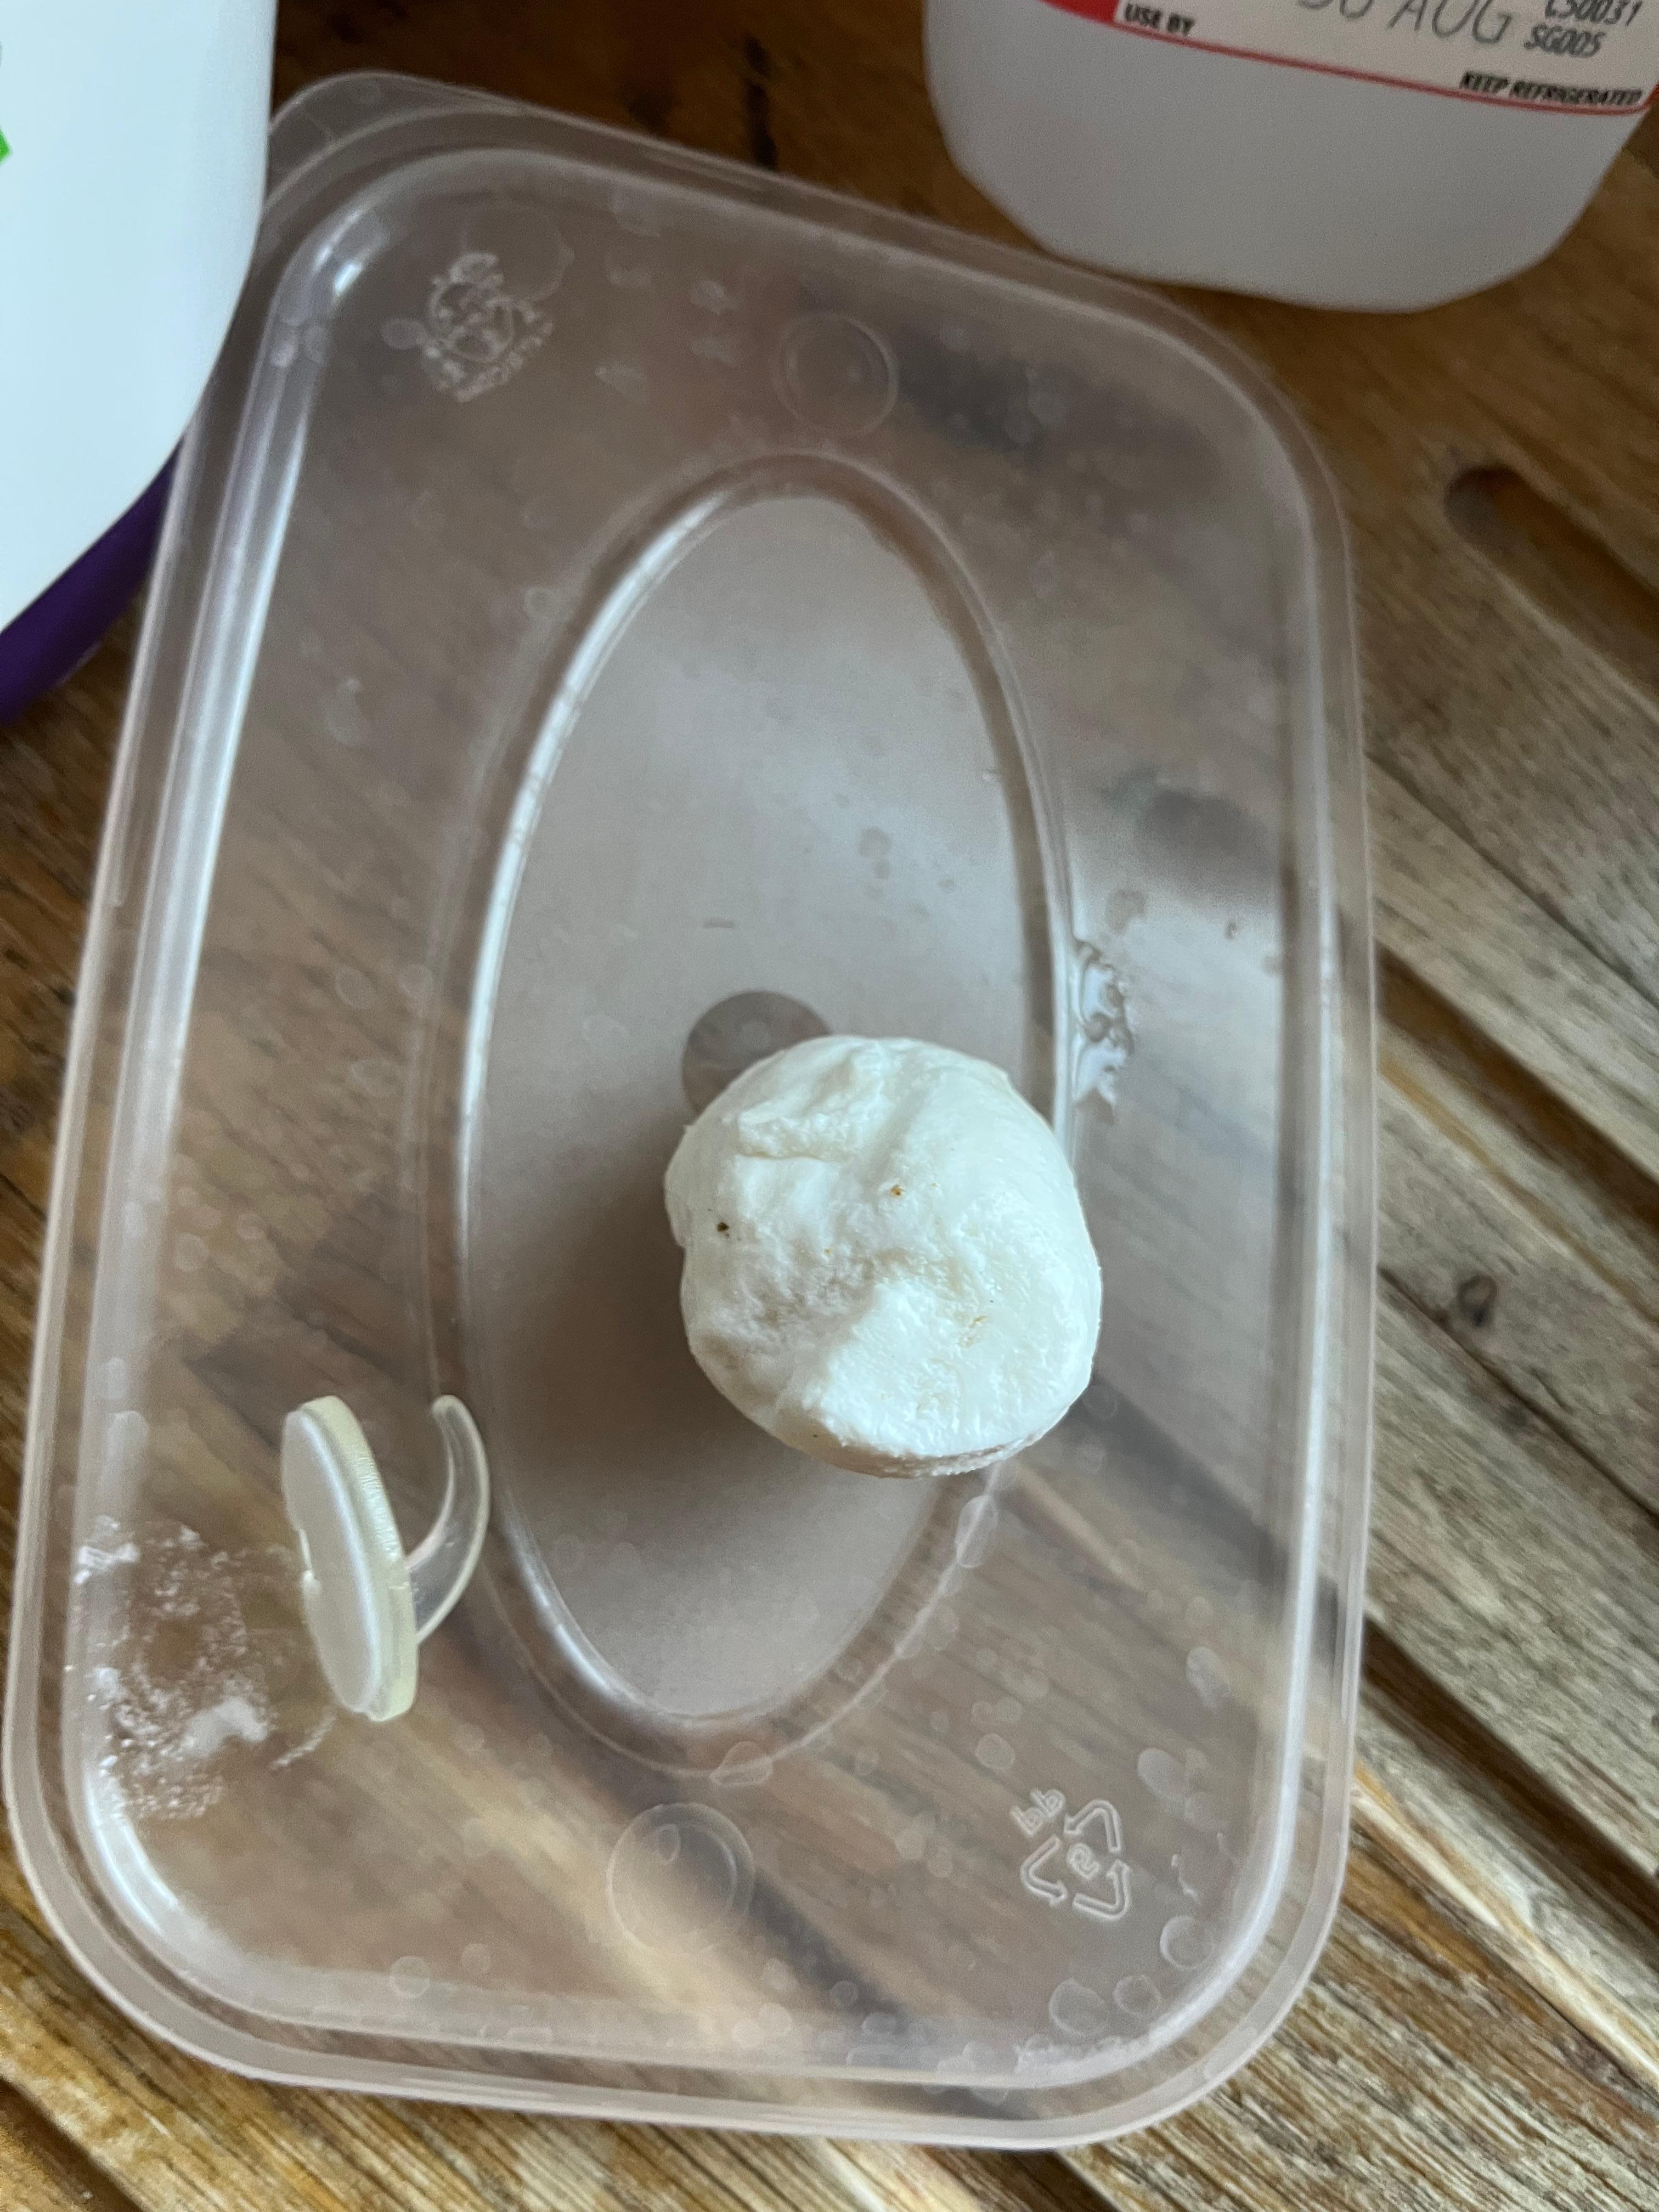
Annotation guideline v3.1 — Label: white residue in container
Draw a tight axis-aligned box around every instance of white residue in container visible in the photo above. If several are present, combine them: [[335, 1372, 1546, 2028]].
[[74, 1516, 141, 1585], [1071, 944, 1136, 1110], [85, 1522, 329, 1821]]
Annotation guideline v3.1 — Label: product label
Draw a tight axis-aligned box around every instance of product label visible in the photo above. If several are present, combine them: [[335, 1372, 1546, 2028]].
[[1045, 0, 1659, 110]]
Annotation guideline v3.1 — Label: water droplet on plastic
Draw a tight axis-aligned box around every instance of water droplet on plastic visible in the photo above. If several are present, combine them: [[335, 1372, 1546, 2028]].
[[348, 1057, 399, 1099], [1049, 1979, 1114, 2039], [324, 676, 368, 747], [712, 1741, 775, 1788], [896, 1816, 932, 1863], [1138, 1747, 1187, 1803], [975, 1733, 1016, 1775], [776, 313, 897, 437], [607, 1804, 753, 1954], [390, 1955, 431, 1999], [924, 1602, 959, 1651], [1160, 1916, 1214, 1971], [1114, 1974, 1163, 2019], [1187, 1646, 1230, 1709], [611, 190, 659, 238]]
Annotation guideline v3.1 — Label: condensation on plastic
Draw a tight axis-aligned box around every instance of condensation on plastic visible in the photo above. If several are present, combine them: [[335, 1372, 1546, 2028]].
[[3, 74, 1374, 2145]]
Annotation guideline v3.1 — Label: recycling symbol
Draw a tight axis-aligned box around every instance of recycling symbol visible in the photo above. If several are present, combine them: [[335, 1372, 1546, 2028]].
[[1012, 1791, 1131, 1923]]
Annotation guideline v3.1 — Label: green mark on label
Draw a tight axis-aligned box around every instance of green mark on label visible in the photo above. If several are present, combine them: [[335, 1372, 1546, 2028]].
[[0, 128, 10, 166]]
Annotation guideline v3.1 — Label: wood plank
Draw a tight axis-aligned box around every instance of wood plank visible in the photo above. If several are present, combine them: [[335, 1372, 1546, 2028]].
[[1381, 425, 1659, 1015], [0, 1193, 43, 1493], [1206, 151, 1659, 591], [1445, 462, 1659, 720], [0, 613, 131, 902], [0, 616, 127, 1207], [1369, 766, 1659, 1184], [928, 2148, 1118, 2212], [0, 2080, 142, 2212], [0, 1857, 370, 2212], [1356, 1633, 1659, 2098], [1380, 960, 1659, 1340], [1069, 1822, 1659, 2212], [1370, 1278, 1659, 1883], [1378, 1019, 1659, 1513], [1200, 155, 1659, 1011]]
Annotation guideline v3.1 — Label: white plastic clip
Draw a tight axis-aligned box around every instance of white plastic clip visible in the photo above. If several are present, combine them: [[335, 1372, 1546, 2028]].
[[281, 1394, 489, 1723]]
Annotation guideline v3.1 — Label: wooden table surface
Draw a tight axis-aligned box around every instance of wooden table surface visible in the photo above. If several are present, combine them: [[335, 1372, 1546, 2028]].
[[4, 4, 1659, 2207]]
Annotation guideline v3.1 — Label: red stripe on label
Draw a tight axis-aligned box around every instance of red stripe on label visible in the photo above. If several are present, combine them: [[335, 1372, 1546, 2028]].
[[1042, 0, 1656, 112]]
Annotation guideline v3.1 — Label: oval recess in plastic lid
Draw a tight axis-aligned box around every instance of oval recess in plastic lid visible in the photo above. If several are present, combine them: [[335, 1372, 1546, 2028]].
[[4, 72, 1373, 2144]]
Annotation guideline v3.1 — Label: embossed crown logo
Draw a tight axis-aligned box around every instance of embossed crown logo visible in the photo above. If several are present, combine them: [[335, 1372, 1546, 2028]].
[[383, 242, 572, 403]]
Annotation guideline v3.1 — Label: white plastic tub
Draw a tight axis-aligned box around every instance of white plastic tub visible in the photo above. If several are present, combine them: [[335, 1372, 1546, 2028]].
[[929, 0, 1656, 306]]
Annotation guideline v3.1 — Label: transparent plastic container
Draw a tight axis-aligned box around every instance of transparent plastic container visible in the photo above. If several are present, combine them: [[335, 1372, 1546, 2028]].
[[5, 75, 1374, 2143]]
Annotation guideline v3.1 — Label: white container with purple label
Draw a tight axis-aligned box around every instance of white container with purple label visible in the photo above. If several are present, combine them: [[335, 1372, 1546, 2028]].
[[0, 1, 275, 721]]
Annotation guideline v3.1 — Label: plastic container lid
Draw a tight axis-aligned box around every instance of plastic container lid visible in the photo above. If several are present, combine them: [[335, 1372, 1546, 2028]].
[[4, 73, 1374, 2143]]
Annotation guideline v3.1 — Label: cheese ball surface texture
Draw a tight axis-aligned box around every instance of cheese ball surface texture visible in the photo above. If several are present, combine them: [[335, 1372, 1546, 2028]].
[[664, 1036, 1102, 1477]]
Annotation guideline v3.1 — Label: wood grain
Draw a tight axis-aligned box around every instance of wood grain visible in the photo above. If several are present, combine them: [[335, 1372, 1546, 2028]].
[[1378, 1023, 1659, 1513], [1071, 1824, 1659, 2212], [1446, 464, 1659, 716], [0, 0, 1656, 2205], [0, 2080, 141, 2212], [1369, 768, 1659, 1186], [1356, 1635, 1659, 2097], [1201, 159, 1659, 1015], [1381, 960, 1659, 1323], [1370, 1282, 1659, 1881]]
